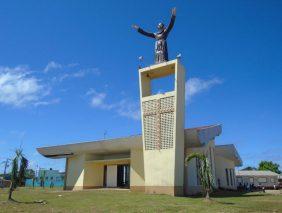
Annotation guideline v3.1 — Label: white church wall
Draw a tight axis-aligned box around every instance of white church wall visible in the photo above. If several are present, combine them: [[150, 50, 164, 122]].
[[65, 154, 85, 190], [215, 155, 236, 190]]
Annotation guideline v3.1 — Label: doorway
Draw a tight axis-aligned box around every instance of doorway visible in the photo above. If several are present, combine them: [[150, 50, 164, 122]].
[[117, 164, 130, 188], [104, 164, 130, 188]]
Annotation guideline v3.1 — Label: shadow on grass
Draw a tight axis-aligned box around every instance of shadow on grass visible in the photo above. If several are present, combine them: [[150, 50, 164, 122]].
[[187, 197, 236, 205], [187, 190, 266, 201], [8, 198, 47, 205], [211, 191, 266, 198]]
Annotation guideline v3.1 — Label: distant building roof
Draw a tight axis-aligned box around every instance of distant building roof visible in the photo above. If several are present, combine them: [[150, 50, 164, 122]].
[[236, 170, 279, 176]]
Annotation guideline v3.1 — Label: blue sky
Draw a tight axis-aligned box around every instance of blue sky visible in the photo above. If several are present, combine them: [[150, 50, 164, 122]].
[[0, 0, 281, 172]]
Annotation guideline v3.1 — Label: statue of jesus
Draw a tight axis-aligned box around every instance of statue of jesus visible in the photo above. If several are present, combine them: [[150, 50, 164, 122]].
[[132, 7, 176, 64]]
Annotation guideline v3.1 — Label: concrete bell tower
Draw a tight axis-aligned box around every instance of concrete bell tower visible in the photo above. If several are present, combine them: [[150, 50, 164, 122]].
[[139, 59, 185, 196]]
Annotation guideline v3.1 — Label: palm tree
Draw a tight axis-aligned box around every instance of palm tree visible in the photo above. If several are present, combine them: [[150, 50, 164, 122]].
[[185, 153, 214, 200], [1, 158, 11, 178], [8, 149, 28, 201], [40, 170, 46, 189]]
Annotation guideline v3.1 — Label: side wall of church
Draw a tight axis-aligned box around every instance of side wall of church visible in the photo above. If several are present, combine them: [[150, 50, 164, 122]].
[[184, 140, 216, 195], [215, 155, 237, 190]]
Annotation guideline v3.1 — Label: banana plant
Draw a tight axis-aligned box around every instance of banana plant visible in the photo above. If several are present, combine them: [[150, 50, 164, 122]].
[[185, 153, 214, 199], [8, 149, 28, 201]]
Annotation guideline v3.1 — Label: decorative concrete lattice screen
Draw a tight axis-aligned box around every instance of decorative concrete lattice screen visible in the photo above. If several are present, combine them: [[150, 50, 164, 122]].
[[143, 96, 175, 150]]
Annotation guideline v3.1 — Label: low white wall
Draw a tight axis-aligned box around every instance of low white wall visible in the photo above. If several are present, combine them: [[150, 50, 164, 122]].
[[237, 175, 278, 187]]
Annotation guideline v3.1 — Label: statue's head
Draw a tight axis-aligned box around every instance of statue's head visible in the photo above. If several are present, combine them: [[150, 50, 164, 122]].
[[157, 22, 164, 32]]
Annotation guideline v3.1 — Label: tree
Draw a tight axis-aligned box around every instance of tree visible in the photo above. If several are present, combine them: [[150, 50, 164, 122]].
[[25, 169, 35, 179], [185, 153, 214, 200], [258, 161, 281, 174], [40, 170, 46, 188], [8, 149, 28, 201], [241, 166, 257, 171], [1, 158, 11, 178]]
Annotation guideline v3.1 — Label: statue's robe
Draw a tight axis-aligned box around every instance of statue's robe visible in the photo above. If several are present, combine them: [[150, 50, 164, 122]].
[[137, 14, 176, 64]]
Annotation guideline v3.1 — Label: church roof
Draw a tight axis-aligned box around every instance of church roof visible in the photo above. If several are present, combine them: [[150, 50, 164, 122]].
[[37, 125, 222, 159], [215, 144, 243, 167], [37, 135, 141, 159], [184, 124, 222, 148]]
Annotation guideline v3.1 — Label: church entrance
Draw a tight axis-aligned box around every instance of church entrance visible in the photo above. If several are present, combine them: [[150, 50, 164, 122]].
[[117, 164, 130, 188], [103, 164, 130, 188]]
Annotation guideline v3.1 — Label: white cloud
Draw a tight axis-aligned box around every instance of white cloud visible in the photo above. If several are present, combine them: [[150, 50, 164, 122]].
[[0, 62, 100, 108], [185, 77, 223, 101], [87, 89, 113, 110], [0, 66, 49, 107], [115, 99, 140, 120], [87, 89, 140, 120], [33, 98, 61, 107], [91, 92, 106, 107], [67, 63, 79, 68], [44, 61, 62, 72], [55, 68, 100, 82], [87, 77, 222, 120]]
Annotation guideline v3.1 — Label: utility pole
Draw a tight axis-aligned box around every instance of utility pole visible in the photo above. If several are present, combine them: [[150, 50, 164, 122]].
[[3, 158, 10, 177], [103, 130, 108, 139]]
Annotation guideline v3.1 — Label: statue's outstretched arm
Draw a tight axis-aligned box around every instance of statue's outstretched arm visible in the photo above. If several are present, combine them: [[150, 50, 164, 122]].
[[166, 7, 176, 35], [132, 24, 155, 38]]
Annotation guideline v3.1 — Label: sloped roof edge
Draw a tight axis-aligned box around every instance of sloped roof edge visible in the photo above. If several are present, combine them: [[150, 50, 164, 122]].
[[38, 125, 223, 159]]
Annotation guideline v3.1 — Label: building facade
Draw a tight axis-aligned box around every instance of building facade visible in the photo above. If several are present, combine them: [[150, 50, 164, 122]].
[[38, 60, 242, 196], [25, 168, 65, 187], [236, 170, 279, 188]]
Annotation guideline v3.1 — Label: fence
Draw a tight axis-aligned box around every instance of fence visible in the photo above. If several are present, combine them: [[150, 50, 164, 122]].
[[0, 179, 11, 188], [25, 179, 64, 188]]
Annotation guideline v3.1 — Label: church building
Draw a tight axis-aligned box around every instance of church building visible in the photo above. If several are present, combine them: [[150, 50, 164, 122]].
[[38, 59, 242, 196]]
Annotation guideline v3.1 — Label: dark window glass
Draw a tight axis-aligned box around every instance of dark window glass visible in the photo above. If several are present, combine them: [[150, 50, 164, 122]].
[[225, 169, 229, 186], [229, 169, 233, 186]]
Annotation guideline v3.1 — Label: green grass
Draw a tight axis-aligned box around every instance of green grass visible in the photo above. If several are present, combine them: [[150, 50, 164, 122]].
[[0, 187, 281, 212]]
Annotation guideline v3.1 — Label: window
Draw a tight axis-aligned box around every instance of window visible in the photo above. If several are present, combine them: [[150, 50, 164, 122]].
[[229, 169, 233, 186], [225, 169, 229, 186], [249, 177, 254, 183], [258, 177, 267, 183], [237, 177, 242, 183], [271, 178, 275, 183], [196, 158, 201, 185]]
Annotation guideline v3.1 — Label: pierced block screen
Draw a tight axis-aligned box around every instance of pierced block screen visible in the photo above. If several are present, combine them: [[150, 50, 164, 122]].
[[142, 95, 175, 150]]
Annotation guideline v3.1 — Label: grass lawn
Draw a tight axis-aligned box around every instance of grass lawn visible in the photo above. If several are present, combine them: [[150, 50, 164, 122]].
[[0, 188, 282, 212]]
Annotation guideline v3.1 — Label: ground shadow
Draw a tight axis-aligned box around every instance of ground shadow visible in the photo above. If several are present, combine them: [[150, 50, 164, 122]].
[[187, 190, 266, 200], [211, 190, 266, 198], [8, 198, 47, 205]]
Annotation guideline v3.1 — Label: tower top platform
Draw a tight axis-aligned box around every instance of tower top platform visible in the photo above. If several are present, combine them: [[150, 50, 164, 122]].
[[139, 59, 180, 79]]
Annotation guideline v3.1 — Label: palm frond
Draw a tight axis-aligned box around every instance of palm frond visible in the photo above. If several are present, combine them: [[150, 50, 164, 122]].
[[18, 157, 28, 186], [10, 157, 19, 188]]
